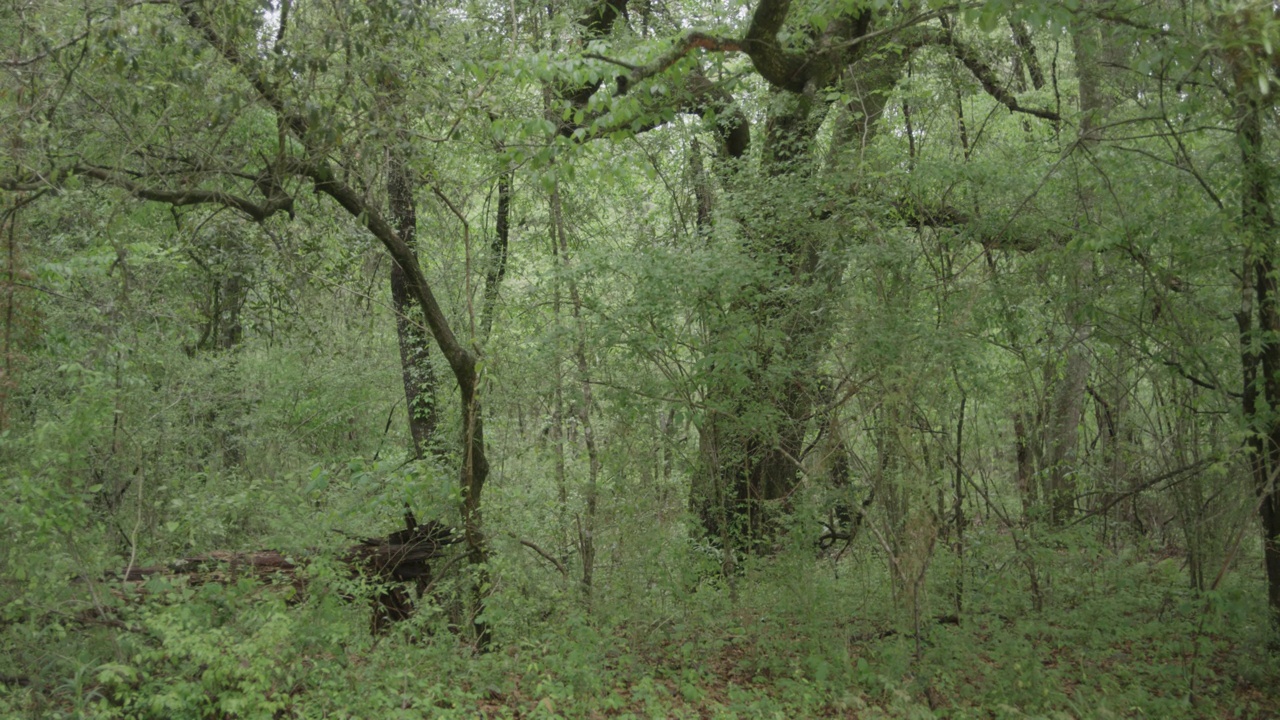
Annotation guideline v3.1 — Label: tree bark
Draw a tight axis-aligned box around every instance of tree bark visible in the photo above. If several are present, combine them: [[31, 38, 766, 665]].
[[481, 169, 512, 340], [1043, 10, 1111, 525], [1235, 77, 1280, 627], [690, 15, 906, 549], [387, 146, 442, 461]]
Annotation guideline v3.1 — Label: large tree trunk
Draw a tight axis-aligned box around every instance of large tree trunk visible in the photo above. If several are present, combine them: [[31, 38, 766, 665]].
[[690, 102, 829, 548], [1234, 75, 1280, 627], [691, 32, 904, 549]]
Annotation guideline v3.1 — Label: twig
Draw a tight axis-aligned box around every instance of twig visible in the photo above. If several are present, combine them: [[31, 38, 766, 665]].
[[583, 53, 638, 71], [1067, 460, 1213, 527], [511, 534, 567, 576]]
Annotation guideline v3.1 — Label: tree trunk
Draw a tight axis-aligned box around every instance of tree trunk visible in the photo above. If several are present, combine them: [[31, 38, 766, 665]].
[[481, 169, 512, 340], [691, 42, 905, 549], [387, 150, 441, 460], [550, 179, 601, 604], [1045, 306, 1090, 524], [1043, 10, 1111, 525], [1235, 76, 1280, 627]]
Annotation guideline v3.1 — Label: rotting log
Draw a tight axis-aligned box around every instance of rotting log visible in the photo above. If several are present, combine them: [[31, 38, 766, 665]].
[[112, 520, 461, 634]]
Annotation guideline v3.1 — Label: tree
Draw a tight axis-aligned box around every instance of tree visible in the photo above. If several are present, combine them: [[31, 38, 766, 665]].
[[546, 0, 1061, 554], [1223, 2, 1280, 625], [2, 0, 497, 642]]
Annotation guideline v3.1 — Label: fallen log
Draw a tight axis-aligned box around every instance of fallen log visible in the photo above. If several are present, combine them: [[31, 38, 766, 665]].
[[119, 550, 300, 583], [112, 520, 461, 634]]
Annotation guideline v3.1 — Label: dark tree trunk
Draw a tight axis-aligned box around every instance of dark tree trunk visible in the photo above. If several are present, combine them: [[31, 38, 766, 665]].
[[387, 137, 441, 460], [481, 169, 512, 340], [690, 27, 906, 550], [1235, 83, 1280, 627]]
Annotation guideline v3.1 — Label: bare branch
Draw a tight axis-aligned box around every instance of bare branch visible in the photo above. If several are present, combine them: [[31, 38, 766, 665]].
[[1068, 460, 1215, 527], [0, 176, 49, 192], [74, 165, 293, 222], [618, 33, 744, 94], [2, 30, 90, 69], [583, 53, 639, 71], [833, 6, 955, 54], [944, 30, 1060, 121], [1162, 360, 1240, 397], [511, 534, 568, 576]]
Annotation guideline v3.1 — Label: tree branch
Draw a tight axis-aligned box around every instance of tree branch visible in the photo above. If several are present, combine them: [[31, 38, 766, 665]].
[[583, 53, 638, 71], [178, 0, 308, 140], [558, 69, 750, 157], [743, 0, 812, 91], [1068, 460, 1214, 527], [566, 0, 633, 107], [944, 30, 1060, 121], [1163, 360, 1241, 398], [74, 165, 294, 222], [617, 33, 744, 94], [579, 0, 630, 39], [280, 158, 473, 380], [1009, 19, 1045, 90], [176, 2, 471, 368], [2, 30, 91, 68], [0, 175, 50, 192], [1, 0, 175, 69], [511, 534, 568, 576]]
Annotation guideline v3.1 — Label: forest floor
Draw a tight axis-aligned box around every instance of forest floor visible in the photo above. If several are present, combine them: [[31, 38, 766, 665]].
[[4, 541, 1280, 719], [398, 540, 1280, 719], [449, 593, 1280, 719]]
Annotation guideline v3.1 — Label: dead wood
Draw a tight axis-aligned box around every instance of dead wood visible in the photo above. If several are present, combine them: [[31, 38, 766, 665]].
[[109, 520, 461, 634]]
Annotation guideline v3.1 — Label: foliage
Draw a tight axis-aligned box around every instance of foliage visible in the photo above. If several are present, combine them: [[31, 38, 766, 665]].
[[3, 0, 1280, 716]]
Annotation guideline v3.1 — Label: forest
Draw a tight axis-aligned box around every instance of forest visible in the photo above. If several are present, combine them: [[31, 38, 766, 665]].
[[1, 0, 1279, 717]]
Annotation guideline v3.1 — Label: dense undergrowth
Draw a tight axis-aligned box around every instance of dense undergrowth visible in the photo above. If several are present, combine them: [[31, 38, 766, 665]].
[[3, 527, 1277, 719], [1, 275, 1277, 718], [0, 240, 1273, 719], [6, 0, 1280, 716]]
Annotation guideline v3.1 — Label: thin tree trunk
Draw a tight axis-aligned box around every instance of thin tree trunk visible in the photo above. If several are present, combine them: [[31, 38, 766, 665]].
[[481, 168, 512, 340], [550, 180, 601, 604], [174, 3, 494, 647], [388, 145, 442, 461], [1046, 318, 1090, 524], [0, 201, 17, 432], [212, 230, 248, 469], [1044, 11, 1109, 525], [952, 392, 966, 618], [1010, 20, 1046, 91]]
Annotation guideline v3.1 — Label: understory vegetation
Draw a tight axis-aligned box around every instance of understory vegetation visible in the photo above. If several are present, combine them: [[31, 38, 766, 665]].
[[3, 0, 1280, 716]]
